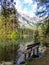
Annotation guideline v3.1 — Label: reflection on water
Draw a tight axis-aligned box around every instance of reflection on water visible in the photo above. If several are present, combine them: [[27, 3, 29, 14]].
[[17, 36, 33, 45]]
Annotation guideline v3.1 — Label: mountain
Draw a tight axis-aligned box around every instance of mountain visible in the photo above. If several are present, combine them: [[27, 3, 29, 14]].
[[17, 12, 49, 28], [16, 0, 49, 28]]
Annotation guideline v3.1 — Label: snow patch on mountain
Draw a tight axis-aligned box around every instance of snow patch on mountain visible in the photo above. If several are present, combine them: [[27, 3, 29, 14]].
[[17, 11, 49, 28]]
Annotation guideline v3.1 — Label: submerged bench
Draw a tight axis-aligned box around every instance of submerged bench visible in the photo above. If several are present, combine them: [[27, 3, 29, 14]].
[[24, 42, 40, 60], [17, 42, 40, 65]]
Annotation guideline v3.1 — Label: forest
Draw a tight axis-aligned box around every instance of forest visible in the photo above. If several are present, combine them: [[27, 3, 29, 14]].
[[0, 0, 49, 65]]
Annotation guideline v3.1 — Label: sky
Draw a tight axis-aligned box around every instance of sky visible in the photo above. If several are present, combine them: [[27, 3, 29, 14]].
[[0, 0, 49, 25], [15, 0, 49, 18]]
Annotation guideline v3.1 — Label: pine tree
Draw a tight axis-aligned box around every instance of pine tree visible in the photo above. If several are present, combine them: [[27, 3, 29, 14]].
[[0, 0, 19, 40]]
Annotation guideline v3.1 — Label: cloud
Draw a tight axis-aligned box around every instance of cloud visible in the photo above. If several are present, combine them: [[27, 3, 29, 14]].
[[32, 2, 37, 13], [15, 0, 49, 24], [15, 0, 22, 12], [15, 0, 37, 17], [36, 1, 49, 17], [24, 0, 33, 4], [37, 5, 46, 12]]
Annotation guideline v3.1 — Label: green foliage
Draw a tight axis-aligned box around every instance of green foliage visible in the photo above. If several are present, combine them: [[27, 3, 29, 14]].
[[0, 0, 19, 41], [0, 41, 19, 61], [11, 30, 19, 41], [0, 0, 20, 62], [45, 19, 49, 35]]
